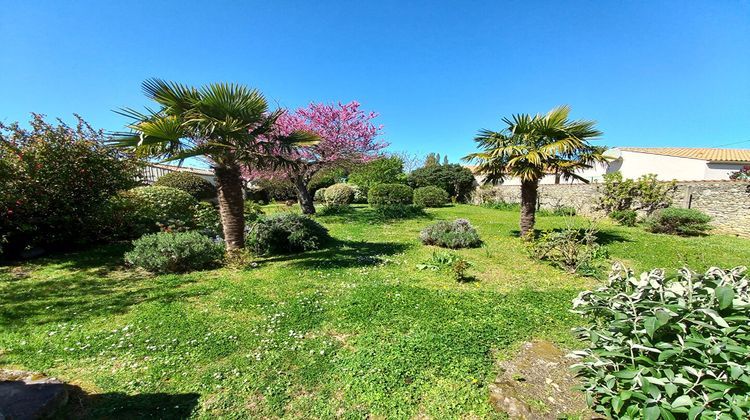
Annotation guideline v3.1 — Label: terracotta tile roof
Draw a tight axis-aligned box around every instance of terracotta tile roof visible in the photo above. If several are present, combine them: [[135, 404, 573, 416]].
[[619, 147, 750, 162]]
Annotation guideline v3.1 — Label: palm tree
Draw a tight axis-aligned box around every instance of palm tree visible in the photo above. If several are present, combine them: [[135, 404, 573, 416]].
[[113, 79, 316, 251], [463, 105, 605, 239]]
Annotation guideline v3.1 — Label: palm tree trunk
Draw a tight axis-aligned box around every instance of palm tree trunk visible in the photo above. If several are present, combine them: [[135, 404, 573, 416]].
[[293, 175, 316, 215], [520, 179, 538, 239], [214, 164, 245, 251]]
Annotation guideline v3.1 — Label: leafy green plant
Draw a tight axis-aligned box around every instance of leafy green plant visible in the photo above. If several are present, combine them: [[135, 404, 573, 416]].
[[528, 222, 606, 275], [368, 183, 413, 207], [125, 231, 224, 273], [0, 114, 142, 256], [481, 201, 521, 211], [571, 264, 750, 419], [246, 213, 331, 255], [244, 201, 264, 224], [324, 183, 355, 207], [194, 202, 222, 237], [154, 171, 217, 200], [646, 208, 711, 236], [407, 164, 476, 202], [419, 219, 482, 249], [348, 156, 406, 196], [350, 184, 367, 204], [113, 186, 197, 237], [610, 209, 638, 226], [413, 186, 449, 208], [314, 187, 327, 202], [416, 250, 473, 282], [598, 172, 676, 215]]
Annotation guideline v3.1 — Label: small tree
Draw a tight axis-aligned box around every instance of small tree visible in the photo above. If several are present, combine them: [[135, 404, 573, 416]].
[[597, 172, 676, 215], [407, 164, 475, 202], [245, 102, 387, 214], [348, 155, 406, 195]]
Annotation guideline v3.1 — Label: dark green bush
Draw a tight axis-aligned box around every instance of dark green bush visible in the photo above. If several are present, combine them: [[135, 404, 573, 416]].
[[610, 209, 637, 226], [0, 114, 141, 256], [154, 171, 216, 200], [194, 202, 222, 237], [407, 164, 475, 202], [308, 167, 347, 194], [324, 183, 355, 207], [572, 264, 750, 419], [413, 186, 449, 208], [348, 156, 406, 196], [646, 207, 711, 236], [104, 186, 197, 239], [246, 213, 331, 255], [125, 231, 224, 273], [244, 201, 264, 224], [419, 219, 482, 249], [368, 183, 413, 207]]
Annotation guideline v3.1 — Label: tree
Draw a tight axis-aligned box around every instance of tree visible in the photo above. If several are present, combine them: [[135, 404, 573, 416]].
[[463, 105, 605, 238], [348, 155, 406, 195], [424, 153, 441, 167], [245, 101, 386, 214], [113, 79, 315, 251], [407, 164, 475, 202]]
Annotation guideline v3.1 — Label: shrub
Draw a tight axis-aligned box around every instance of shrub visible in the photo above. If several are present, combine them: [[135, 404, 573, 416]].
[[324, 183, 355, 207], [407, 164, 475, 202], [419, 219, 482, 249], [415, 250, 473, 282], [597, 172, 676, 215], [114, 186, 197, 237], [154, 171, 216, 200], [646, 207, 711, 236], [308, 167, 347, 194], [368, 183, 413, 207], [125, 231, 224, 273], [610, 209, 637, 226], [246, 213, 331, 255], [481, 201, 521, 211], [571, 264, 750, 419], [314, 187, 327, 202], [350, 185, 367, 204], [194, 202, 222, 237], [348, 156, 406, 196], [413, 186, 449, 208], [0, 114, 142, 256], [528, 223, 606, 275], [244, 201, 264, 224], [729, 165, 750, 180], [253, 178, 297, 201]]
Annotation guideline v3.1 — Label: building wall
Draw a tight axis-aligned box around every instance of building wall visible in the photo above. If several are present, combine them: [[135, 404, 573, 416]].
[[472, 181, 750, 237], [607, 151, 708, 181], [142, 164, 216, 185]]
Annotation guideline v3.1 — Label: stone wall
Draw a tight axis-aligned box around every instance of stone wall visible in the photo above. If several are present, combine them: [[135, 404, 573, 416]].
[[472, 181, 750, 237]]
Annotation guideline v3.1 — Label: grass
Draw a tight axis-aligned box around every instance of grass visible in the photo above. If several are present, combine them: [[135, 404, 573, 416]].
[[1, 204, 749, 418]]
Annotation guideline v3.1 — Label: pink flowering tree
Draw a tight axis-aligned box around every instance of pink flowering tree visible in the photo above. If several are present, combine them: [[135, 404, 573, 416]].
[[245, 101, 387, 214]]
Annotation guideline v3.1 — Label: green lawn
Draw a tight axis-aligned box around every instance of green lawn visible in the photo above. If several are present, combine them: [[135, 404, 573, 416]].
[[1, 205, 749, 418]]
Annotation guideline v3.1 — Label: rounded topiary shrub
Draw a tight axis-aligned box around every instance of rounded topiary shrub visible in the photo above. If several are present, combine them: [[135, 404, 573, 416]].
[[646, 207, 711, 236], [368, 183, 413, 207], [314, 187, 327, 202], [413, 186, 449, 208], [107, 186, 198, 238], [154, 171, 216, 200], [125, 231, 224, 273], [420, 219, 482, 249], [324, 183, 355, 207], [246, 213, 331, 255], [350, 185, 367, 204]]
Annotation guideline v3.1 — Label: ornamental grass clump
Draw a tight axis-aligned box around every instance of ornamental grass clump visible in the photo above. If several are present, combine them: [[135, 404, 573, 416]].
[[646, 207, 711, 236], [571, 264, 750, 419], [419, 219, 482, 249], [125, 231, 224, 273]]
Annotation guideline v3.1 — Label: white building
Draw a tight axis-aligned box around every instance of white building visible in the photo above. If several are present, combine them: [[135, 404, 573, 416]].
[[470, 147, 750, 185], [143, 163, 216, 185]]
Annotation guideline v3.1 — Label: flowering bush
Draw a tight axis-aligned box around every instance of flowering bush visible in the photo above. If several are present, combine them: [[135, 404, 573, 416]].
[[729, 165, 750, 180], [103, 186, 197, 239], [413, 186, 449, 208], [0, 114, 141, 256], [419, 219, 482, 249], [246, 213, 331, 255], [125, 231, 224, 273], [154, 171, 216, 200], [324, 183, 355, 207], [571, 264, 750, 419]]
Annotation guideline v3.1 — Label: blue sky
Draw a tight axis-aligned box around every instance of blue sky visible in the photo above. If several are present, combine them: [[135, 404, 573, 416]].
[[1, 0, 748, 164]]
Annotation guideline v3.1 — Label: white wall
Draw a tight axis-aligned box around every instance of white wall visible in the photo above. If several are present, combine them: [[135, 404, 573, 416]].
[[705, 162, 748, 180]]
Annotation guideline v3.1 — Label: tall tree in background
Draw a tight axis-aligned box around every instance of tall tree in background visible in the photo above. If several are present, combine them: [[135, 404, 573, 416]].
[[463, 105, 605, 238], [114, 79, 315, 251], [245, 101, 386, 214]]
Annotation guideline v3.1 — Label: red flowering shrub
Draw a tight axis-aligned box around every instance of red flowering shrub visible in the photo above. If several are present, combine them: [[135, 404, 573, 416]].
[[0, 114, 142, 257]]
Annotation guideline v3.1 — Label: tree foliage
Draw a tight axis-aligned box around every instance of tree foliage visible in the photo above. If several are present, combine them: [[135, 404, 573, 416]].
[[347, 155, 406, 194], [407, 164, 475, 202], [0, 114, 142, 256]]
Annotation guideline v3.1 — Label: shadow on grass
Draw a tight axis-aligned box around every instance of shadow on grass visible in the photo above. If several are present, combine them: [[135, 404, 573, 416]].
[[63, 384, 200, 419], [509, 228, 630, 245], [258, 239, 412, 270], [314, 205, 433, 224], [0, 244, 210, 327]]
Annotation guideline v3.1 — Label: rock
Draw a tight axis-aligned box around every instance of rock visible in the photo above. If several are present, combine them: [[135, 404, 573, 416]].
[[488, 341, 594, 419], [0, 370, 68, 420]]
